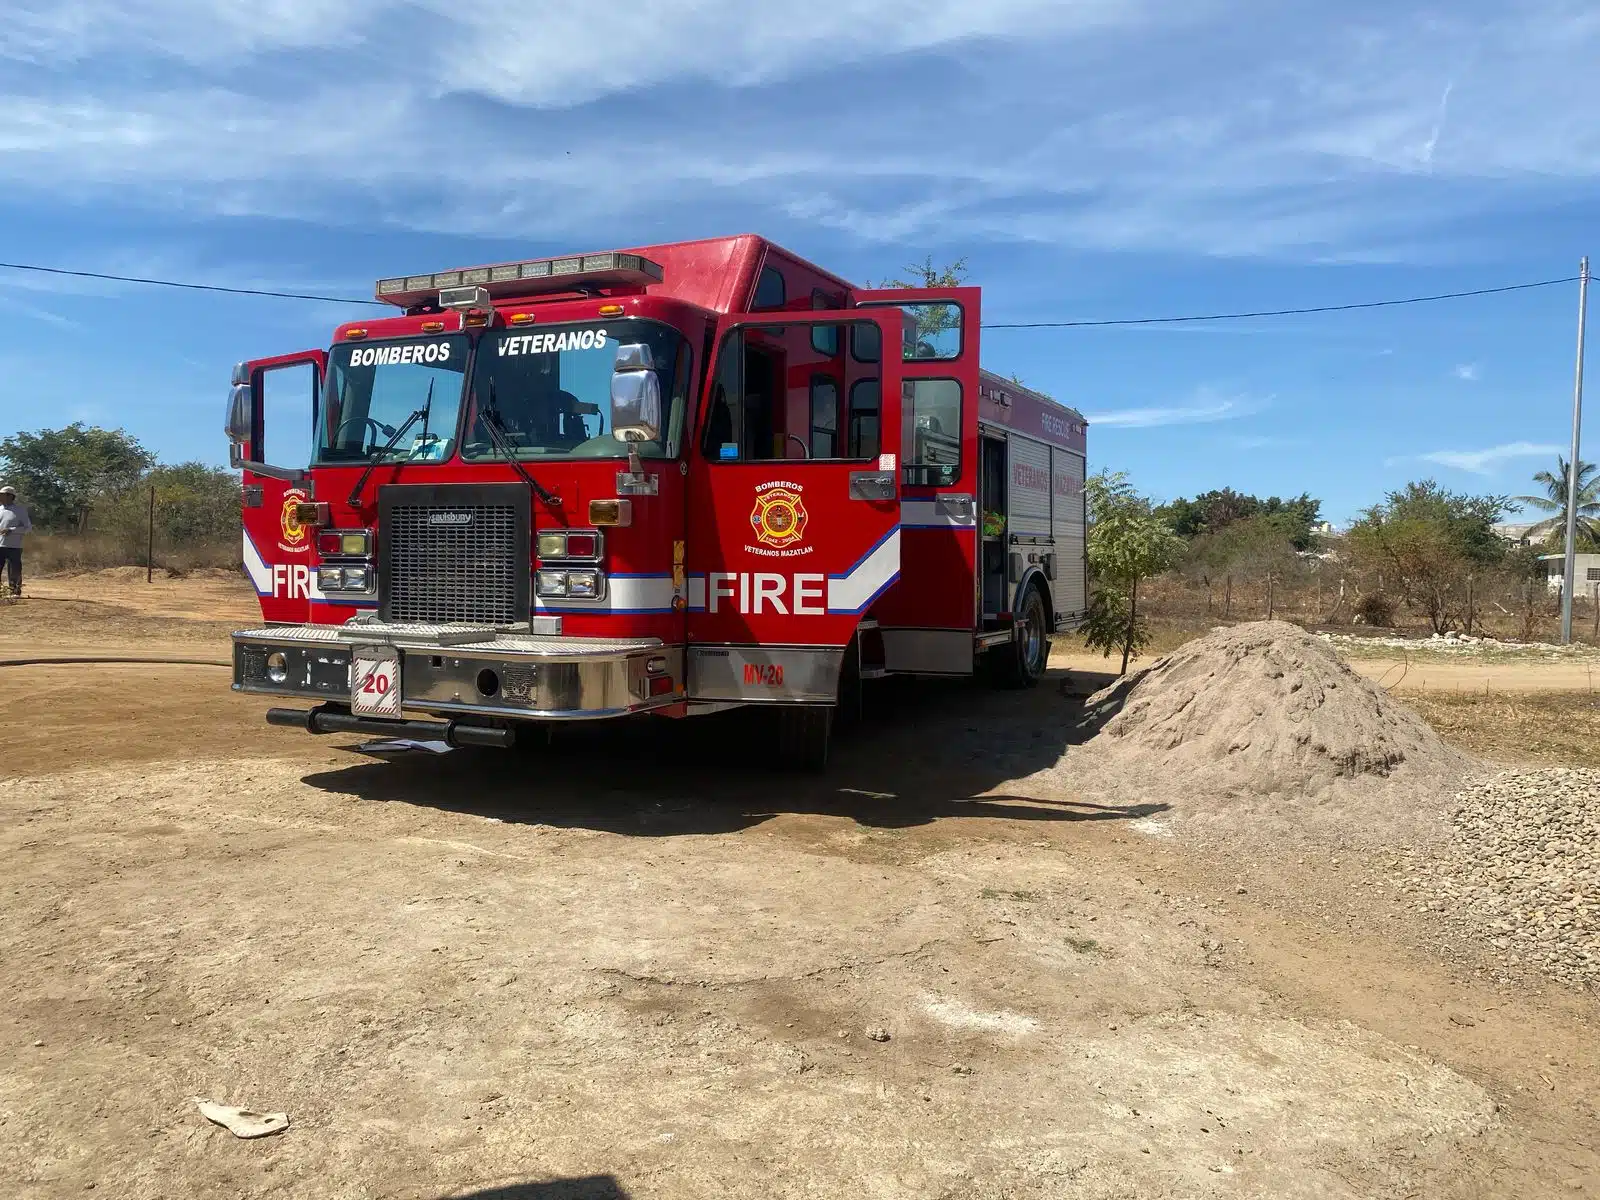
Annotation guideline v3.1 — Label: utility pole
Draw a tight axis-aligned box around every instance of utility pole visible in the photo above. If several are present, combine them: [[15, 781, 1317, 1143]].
[[1561, 256, 1588, 644]]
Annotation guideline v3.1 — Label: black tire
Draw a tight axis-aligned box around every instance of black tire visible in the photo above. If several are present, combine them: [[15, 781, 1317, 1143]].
[[995, 584, 1050, 689], [774, 704, 834, 772]]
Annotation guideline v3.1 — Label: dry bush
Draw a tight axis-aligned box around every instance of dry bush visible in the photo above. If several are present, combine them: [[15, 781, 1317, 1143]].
[[1353, 593, 1398, 627], [27, 531, 239, 577], [1135, 556, 1596, 647]]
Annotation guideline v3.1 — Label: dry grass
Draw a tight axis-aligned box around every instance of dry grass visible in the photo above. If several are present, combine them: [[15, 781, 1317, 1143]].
[[1400, 690, 1600, 770], [28, 532, 238, 576]]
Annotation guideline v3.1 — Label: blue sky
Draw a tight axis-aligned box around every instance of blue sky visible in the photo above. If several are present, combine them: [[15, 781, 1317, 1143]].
[[0, 0, 1597, 525]]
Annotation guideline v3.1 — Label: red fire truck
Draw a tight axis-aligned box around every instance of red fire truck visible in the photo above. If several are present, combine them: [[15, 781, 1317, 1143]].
[[227, 235, 1088, 768]]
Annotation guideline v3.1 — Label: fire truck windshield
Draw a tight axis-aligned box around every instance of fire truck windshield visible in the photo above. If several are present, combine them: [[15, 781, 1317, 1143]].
[[463, 319, 690, 461], [317, 334, 469, 464]]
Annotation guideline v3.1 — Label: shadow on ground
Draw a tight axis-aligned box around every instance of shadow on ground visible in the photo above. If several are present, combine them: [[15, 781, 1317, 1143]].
[[301, 667, 1165, 836], [440, 1178, 629, 1200]]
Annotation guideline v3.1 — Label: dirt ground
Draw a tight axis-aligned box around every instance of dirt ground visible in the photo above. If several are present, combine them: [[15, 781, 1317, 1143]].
[[2, 576, 1597, 1199]]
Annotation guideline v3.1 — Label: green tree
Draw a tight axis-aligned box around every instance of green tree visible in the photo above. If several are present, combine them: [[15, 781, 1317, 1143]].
[[1346, 480, 1510, 634], [1082, 471, 1186, 673], [1513, 456, 1600, 550], [1157, 487, 1322, 551], [0, 423, 154, 532], [103, 462, 242, 545]]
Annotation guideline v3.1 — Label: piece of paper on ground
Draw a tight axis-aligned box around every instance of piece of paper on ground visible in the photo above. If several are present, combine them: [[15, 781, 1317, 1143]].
[[194, 1099, 290, 1139]]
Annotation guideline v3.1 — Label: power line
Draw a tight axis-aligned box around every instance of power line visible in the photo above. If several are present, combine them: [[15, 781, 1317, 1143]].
[[0, 261, 384, 306], [981, 276, 1580, 329], [0, 259, 1579, 326]]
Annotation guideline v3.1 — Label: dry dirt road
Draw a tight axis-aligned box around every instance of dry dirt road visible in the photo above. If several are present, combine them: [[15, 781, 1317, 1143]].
[[2, 576, 1597, 1199]]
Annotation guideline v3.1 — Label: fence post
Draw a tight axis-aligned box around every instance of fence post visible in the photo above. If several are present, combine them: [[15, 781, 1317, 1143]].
[[1266, 571, 1274, 619], [1593, 581, 1598, 642], [146, 485, 155, 584], [1466, 576, 1474, 636]]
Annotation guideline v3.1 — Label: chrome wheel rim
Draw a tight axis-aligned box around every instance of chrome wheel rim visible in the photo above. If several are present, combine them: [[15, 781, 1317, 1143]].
[[1022, 596, 1044, 669]]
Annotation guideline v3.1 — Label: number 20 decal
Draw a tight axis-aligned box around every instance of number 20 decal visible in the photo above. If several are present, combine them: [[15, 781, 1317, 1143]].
[[362, 670, 392, 694]]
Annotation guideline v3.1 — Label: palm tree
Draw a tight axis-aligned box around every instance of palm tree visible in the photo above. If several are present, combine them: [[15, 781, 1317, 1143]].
[[1515, 456, 1600, 549]]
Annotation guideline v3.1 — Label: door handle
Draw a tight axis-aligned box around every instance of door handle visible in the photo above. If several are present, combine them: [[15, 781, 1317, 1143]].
[[848, 471, 895, 501]]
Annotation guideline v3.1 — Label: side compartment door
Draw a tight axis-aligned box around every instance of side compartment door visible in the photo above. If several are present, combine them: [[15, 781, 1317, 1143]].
[[684, 310, 905, 701], [235, 351, 325, 624], [849, 286, 982, 670]]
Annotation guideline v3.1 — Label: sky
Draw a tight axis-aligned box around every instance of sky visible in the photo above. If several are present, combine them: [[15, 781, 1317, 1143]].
[[0, 0, 1597, 525]]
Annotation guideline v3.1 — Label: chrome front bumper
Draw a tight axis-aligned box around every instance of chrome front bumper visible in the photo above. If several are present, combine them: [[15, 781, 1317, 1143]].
[[233, 621, 682, 721]]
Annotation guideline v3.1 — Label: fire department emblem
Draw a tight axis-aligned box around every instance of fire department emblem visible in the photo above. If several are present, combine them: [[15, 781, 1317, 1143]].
[[278, 488, 309, 554], [750, 486, 808, 551]]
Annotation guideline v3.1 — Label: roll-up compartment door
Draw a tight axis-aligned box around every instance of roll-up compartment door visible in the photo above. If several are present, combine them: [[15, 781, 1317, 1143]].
[[1007, 435, 1052, 538], [1051, 446, 1087, 617]]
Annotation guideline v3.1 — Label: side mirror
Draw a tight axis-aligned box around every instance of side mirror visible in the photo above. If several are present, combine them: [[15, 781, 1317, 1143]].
[[610, 344, 661, 444], [225, 382, 254, 468]]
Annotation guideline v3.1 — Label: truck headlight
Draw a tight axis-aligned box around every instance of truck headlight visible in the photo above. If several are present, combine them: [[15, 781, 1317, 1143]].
[[317, 566, 344, 592], [266, 652, 288, 684], [342, 565, 371, 590], [536, 569, 604, 599]]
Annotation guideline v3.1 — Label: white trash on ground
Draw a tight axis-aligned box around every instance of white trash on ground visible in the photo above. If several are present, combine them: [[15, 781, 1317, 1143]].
[[194, 1099, 290, 1139]]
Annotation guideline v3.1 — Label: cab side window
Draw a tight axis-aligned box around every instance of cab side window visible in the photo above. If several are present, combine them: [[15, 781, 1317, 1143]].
[[702, 322, 877, 463]]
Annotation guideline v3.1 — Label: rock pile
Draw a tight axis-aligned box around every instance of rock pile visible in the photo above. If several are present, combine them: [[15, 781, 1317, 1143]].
[[1081, 621, 1472, 843], [1404, 768, 1600, 989]]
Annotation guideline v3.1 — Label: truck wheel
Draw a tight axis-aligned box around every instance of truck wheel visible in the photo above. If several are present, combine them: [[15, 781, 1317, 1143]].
[[774, 704, 833, 772], [995, 584, 1050, 689]]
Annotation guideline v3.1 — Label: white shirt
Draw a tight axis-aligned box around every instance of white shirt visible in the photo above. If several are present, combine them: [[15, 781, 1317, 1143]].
[[0, 501, 32, 548]]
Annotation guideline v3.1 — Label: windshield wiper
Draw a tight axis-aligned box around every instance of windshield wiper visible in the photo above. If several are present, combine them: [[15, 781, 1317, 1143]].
[[480, 379, 560, 505], [347, 381, 433, 508]]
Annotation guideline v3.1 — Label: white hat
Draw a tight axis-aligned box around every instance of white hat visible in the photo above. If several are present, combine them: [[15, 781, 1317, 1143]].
[[0, 485, 14, 496]]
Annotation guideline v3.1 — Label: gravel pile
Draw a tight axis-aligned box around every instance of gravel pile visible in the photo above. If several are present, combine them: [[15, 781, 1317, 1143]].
[[1404, 768, 1600, 989]]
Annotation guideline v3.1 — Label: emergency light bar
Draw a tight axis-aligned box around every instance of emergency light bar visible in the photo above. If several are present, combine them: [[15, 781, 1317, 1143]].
[[375, 252, 664, 309]]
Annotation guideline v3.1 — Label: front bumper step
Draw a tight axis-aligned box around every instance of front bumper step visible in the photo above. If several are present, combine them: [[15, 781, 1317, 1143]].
[[234, 623, 680, 721], [267, 705, 515, 748]]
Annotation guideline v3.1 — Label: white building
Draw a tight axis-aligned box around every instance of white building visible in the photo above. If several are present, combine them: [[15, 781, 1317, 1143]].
[[1538, 552, 1600, 594], [1494, 521, 1544, 546]]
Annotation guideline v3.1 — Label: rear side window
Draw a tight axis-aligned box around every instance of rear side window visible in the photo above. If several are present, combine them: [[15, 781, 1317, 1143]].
[[752, 266, 786, 311], [810, 289, 840, 355]]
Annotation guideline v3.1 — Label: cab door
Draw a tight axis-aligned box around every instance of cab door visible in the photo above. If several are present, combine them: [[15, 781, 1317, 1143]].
[[684, 310, 904, 701], [848, 286, 982, 671], [235, 350, 325, 624]]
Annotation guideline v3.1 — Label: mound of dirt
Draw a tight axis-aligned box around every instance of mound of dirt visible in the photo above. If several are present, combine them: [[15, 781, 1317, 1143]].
[[1080, 621, 1475, 844]]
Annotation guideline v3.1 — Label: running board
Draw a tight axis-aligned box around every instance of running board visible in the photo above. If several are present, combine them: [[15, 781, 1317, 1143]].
[[975, 629, 1014, 650]]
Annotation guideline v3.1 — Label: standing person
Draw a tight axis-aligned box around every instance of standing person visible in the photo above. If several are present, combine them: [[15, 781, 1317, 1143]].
[[0, 485, 33, 597]]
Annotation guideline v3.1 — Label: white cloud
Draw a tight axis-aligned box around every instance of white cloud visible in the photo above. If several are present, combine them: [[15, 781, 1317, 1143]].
[[1086, 390, 1267, 429], [0, 1, 379, 65], [435, 0, 1151, 108], [1401, 441, 1563, 474], [0, 1, 1596, 257], [1453, 362, 1481, 381]]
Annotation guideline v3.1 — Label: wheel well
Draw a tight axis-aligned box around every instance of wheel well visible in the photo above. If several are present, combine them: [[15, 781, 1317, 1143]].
[[1015, 567, 1053, 621]]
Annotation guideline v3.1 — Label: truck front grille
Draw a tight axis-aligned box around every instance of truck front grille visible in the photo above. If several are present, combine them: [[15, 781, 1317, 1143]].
[[379, 484, 530, 626]]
